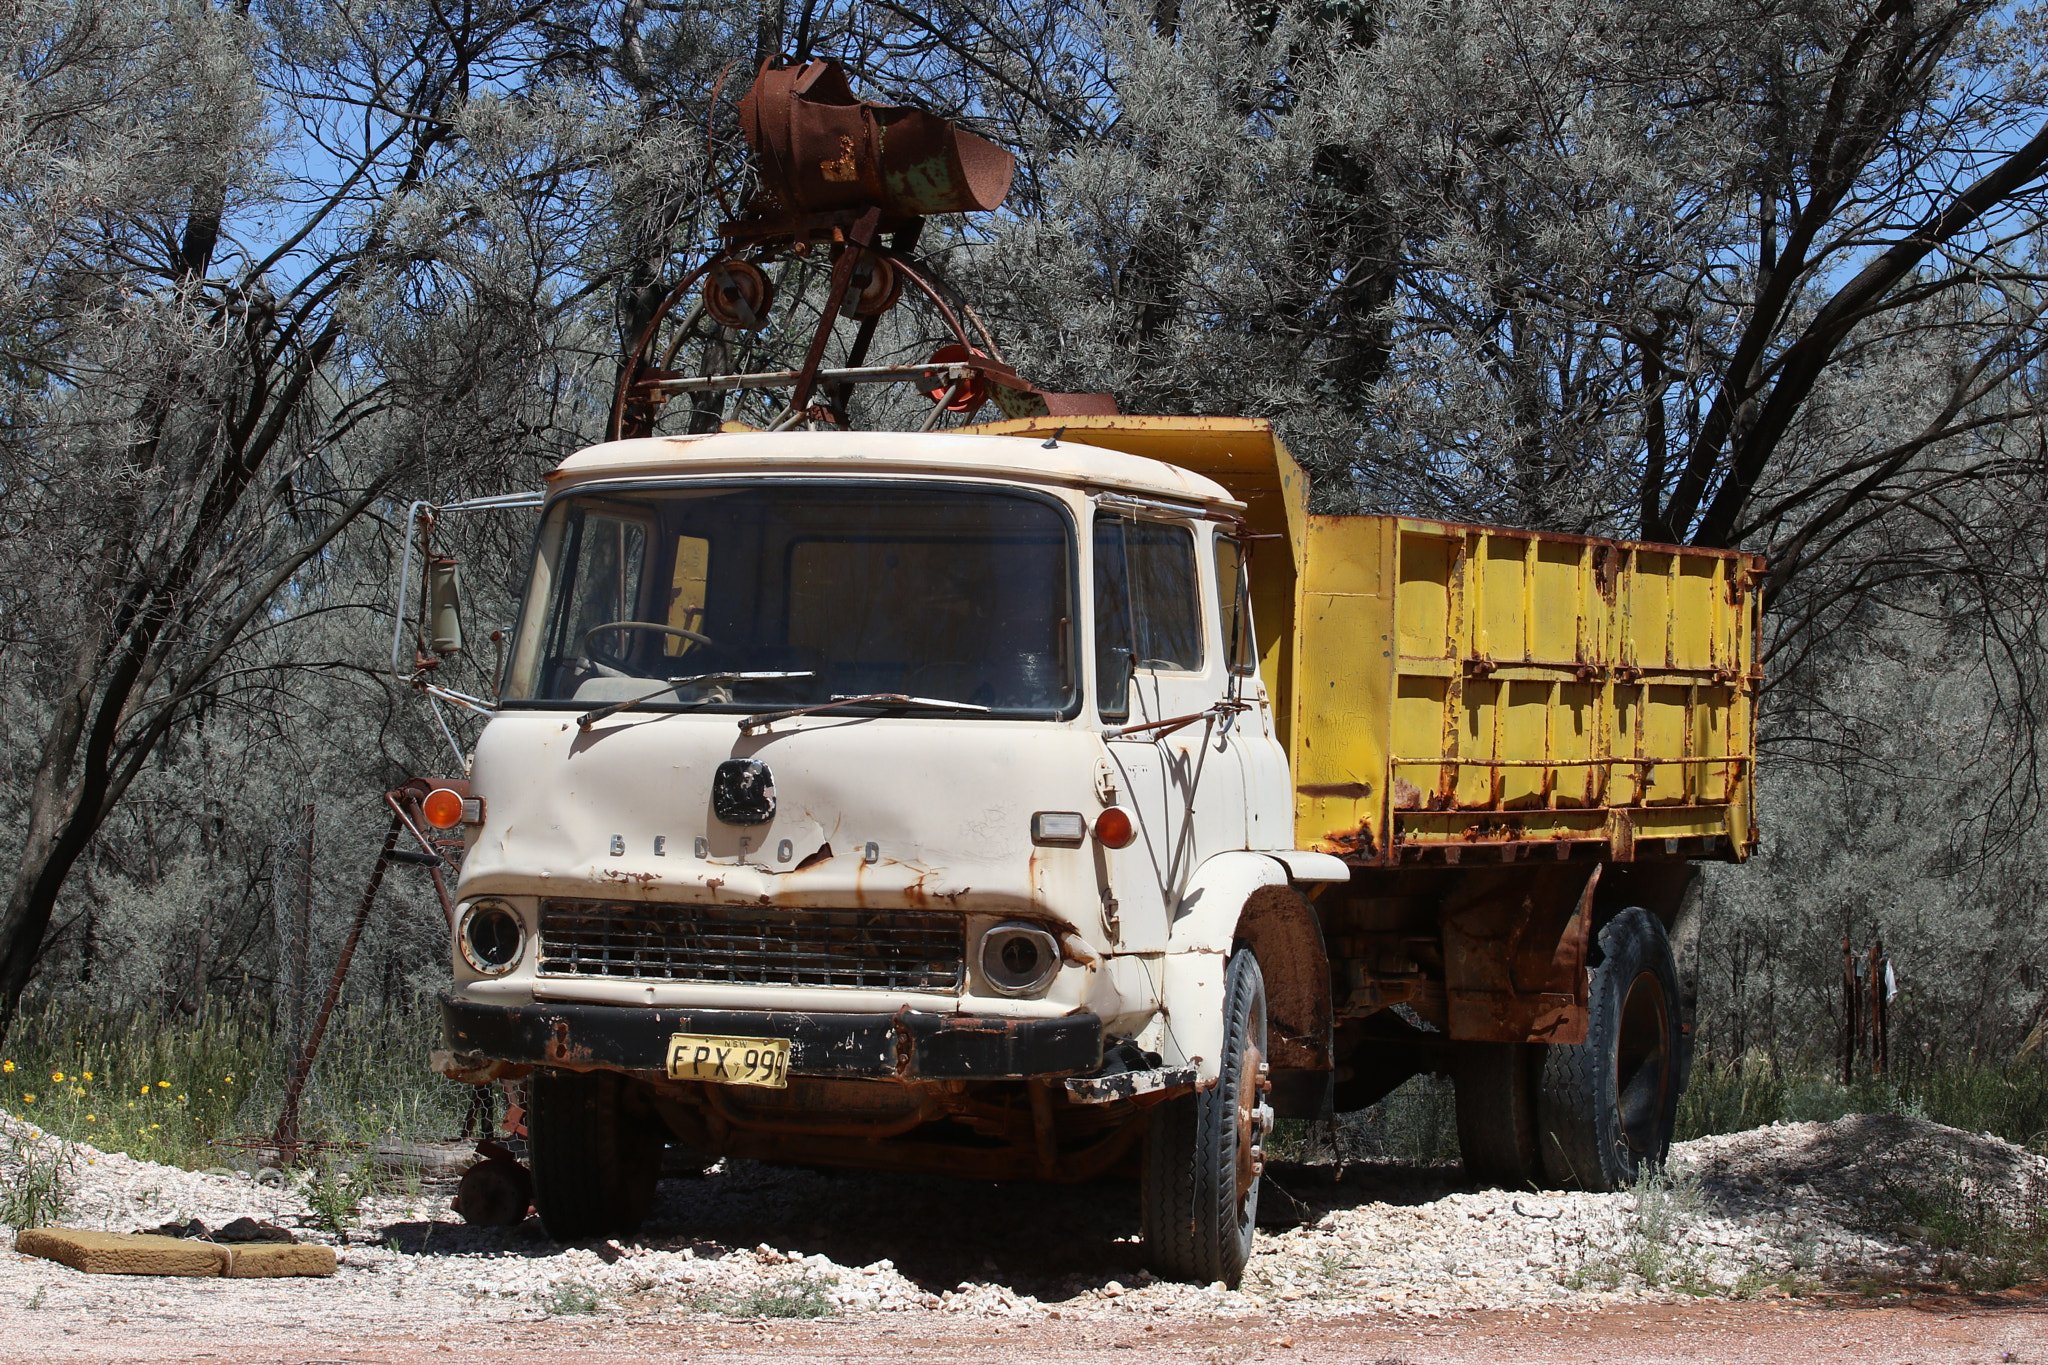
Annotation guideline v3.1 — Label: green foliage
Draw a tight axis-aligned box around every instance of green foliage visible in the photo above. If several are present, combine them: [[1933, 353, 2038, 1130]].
[[0, 1123, 75, 1230], [1295, 1076, 1460, 1167], [0, 995, 470, 1168], [693, 1275, 836, 1320], [1679, 1054, 2048, 1152], [540, 1282, 602, 1315], [303, 1156, 366, 1234]]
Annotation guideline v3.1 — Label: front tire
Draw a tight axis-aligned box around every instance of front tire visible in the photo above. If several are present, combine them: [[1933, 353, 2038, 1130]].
[[1536, 907, 1682, 1190], [1142, 946, 1270, 1287], [527, 1069, 663, 1241]]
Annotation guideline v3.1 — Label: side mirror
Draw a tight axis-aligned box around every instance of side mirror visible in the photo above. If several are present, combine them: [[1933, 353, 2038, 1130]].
[[1097, 645, 1133, 720], [427, 557, 464, 656]]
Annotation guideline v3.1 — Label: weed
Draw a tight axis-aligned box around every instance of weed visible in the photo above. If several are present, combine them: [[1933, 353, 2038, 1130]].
[[24, 1287, 45, 1310], [0, 1125, 75, 1229], [303, 1157, 365, 1234], [1730, 1265, 1768, 1299], [540, 1281, 601, 1315], [693, 1275, 836, 1319], [1873, 1138, 2048, 1290], [1569, 1165, 1714, 1292]]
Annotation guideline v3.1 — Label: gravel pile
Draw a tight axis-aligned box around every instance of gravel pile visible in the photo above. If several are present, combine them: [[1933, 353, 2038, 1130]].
[[4, 1109, 2043, 1329]]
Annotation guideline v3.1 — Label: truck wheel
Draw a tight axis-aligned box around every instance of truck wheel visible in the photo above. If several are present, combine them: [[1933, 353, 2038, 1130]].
[[527, 1069, 663, 1241], [1142, 946, 1271, 1288], [1454, 1041, 1541, 1187], [1536, 907, 1682, 1191]]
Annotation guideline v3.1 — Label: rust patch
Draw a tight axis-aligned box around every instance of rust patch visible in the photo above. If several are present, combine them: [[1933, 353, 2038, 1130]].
[[1321, 821, 1377, 858], [1392, 777, 1423, 811], [1298, 781, 1374, 800], [543, 1018, 597, 1065], [1593, 544, 1619, 602], [600, 868, 660, 884]]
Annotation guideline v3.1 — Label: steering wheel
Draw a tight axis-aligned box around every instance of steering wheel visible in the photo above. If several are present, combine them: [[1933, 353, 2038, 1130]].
[[583, 620, 717, 670]]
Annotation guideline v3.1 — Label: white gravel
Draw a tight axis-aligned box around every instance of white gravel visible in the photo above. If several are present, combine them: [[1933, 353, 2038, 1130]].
[[3, 1109, 2041, 1331]]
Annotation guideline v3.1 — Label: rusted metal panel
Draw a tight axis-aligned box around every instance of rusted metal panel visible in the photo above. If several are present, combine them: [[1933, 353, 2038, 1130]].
[[1436, 864, 1595, 1044]]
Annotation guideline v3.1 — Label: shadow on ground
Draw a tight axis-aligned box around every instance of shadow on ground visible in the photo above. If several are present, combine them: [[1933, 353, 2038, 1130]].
[[371, 1153, 1469, 1301]]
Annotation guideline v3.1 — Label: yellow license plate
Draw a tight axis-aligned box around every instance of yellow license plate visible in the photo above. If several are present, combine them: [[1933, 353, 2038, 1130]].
[[666, 1033, 791, 1088]]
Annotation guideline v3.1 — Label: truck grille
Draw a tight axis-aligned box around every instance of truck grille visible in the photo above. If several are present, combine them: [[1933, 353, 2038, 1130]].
[[536, 899, 964, 992]]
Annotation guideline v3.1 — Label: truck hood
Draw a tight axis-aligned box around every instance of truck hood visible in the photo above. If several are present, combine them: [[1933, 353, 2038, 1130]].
[[459, 709, 1105, 925]]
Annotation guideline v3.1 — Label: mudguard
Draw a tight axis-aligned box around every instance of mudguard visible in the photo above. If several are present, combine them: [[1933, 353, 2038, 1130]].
[[1158, 852, 1292, 1084]]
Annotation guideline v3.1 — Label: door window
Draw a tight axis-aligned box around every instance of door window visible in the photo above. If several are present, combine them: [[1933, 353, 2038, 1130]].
[[1095, 514, 1203, 720]]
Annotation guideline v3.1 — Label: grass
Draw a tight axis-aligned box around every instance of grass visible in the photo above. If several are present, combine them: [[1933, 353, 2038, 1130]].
[[1678, 1051, 2048, 1151], [1870, 1136, 2048, 1291], [0, 995, 474, 1169]]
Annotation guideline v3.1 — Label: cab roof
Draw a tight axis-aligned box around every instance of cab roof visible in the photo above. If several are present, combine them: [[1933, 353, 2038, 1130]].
[[547, 427, 1243, 510]]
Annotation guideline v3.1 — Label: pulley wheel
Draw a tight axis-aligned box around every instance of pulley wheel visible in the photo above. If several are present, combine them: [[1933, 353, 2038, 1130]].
[[846, 252, 903, 319], [703, 258, 774, 331], [918, 342, 990, 413]]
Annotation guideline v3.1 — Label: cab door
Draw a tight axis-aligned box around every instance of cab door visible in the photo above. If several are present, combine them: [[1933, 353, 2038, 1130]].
[[1095, 512, 1243, 950]]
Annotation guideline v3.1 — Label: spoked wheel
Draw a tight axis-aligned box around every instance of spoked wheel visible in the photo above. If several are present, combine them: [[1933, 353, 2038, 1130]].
[[1536, 907, 1683, 1190], [1142, 946, 1272, 1287]]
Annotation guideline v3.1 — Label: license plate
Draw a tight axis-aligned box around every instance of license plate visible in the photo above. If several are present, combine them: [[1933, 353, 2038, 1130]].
[[666, 1032, 791, 1088]]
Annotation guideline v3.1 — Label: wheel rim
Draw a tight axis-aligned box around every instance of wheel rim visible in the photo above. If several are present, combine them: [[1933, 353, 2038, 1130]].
[[1235, 1039, 1264, 1206], [1614, 970, 1671, 1154]]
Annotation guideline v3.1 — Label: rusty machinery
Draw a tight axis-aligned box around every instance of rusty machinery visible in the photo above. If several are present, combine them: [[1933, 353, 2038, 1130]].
[[610, 57, 1115, 440]]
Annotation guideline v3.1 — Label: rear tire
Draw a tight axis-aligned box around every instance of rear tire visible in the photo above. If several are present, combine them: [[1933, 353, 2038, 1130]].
[[1454, 1041, 1541, 1187], [1536, 907, 1682, 1190], [1142, 947, 1270, 1288], [528, 1069, 663, 1241]]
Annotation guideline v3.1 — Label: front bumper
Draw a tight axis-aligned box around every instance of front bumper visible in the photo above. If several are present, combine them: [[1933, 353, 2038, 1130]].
[[440, 995, 1104, 1081]]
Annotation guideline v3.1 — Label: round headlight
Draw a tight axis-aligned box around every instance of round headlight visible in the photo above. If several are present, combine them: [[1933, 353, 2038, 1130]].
[[459, 899, 524, 976], [979, 921, 1061, 997]]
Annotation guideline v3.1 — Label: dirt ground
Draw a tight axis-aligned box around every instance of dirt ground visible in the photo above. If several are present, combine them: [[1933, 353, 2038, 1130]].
[[3, 1292, 2047, 1363]]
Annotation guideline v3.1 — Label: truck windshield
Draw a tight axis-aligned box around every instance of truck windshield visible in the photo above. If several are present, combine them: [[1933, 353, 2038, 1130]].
[[501, 482, 1078, 718]]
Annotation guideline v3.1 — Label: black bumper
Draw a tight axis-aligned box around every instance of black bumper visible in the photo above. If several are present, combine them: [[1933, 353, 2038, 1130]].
[[441, 995, 1103, 1081]]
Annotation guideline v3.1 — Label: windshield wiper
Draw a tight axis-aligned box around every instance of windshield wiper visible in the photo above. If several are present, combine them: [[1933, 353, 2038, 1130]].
[[577, 672, 815, 730], [738, 692, 991, 735]]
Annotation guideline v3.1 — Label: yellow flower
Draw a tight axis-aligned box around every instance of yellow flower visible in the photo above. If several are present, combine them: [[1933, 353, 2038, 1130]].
[[156, 1081, 169, 1089], [138, 1085, 148, 1096], [223, 1076, 234, 1084], [50, 1071, 63, 1083], [70, 1087, 84, 1098], [1, 1060, 13, 1074], [82, 1071, 93, 1082], [21, 1093, 34, 1103], [85, 1113, 96, 1122]]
